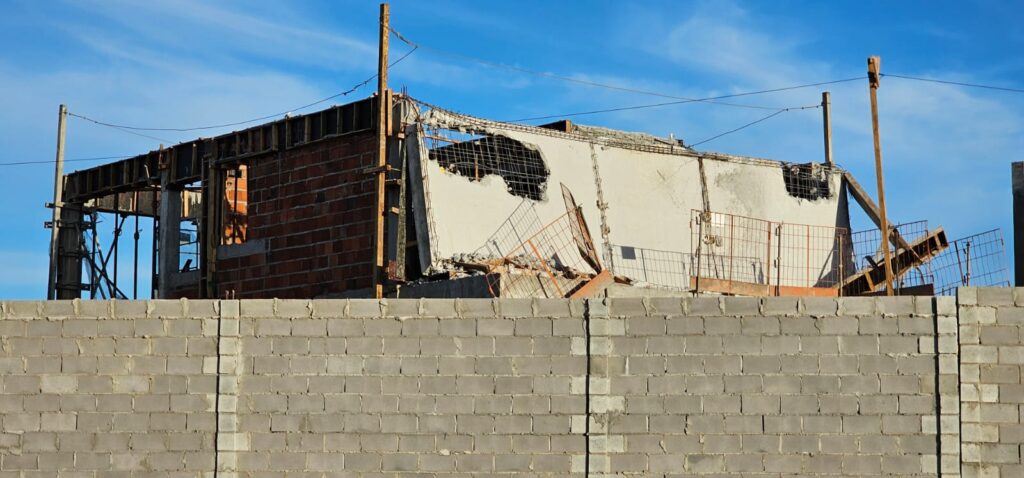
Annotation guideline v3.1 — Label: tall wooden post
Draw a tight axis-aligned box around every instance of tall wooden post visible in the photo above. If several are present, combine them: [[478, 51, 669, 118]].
[[821, 91, 834, 167], [47, 104, 68, 300], [867, 56, 895, 296], [373, 3, 391, 299]]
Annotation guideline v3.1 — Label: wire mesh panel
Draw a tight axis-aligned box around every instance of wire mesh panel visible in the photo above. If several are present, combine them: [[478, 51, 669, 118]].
[[475, 200, 544, 260], [610, 245, 692, 291], [423, 123, 549, 201], [931, 229, 1010, 295], [486, 208, 602, 298], [690, 210, 849, 293], [848, 221, 934, 294]]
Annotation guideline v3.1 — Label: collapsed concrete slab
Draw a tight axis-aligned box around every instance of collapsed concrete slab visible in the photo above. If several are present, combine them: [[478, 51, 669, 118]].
[[407, 106, 852, 296]]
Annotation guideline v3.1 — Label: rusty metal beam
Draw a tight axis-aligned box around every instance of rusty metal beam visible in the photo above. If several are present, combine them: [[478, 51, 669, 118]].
[[568, 270, 614, 299], [840, 226, 949, 296], [63, 98, 376, 203]]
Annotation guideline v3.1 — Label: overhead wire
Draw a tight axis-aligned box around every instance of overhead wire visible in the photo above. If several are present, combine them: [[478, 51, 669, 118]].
[[689, 107, 811, 148], [882, 73, 1024, 94], [503, 80, 851, 123], [387, 26, 843, 112], [66, 44, 418, 134]]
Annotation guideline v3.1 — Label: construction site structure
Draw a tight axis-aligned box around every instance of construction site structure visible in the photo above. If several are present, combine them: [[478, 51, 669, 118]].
[[44, 92, 1010, 300]]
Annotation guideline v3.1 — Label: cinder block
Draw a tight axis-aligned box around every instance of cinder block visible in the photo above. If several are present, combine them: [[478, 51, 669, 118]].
[[421, 299, 458, 318], [720, 296, 759, 316], [666, 317, 703, 335], [704, 316, 740, 334], [536, 298, 573, 317], [837, 297, 876, 316], [349, 300, 384, 318], [514, 317, 552, 336], [762, 297, 799, 316], [978, 287, 1015, 306], [457, 299, 496, 318], [647, 297, 683, 316], [311, 299, 348, 318], [6, 301, 41, 318], [686, 297, 722, 316], [41, 300, 77, 318], [817, 317, 858, 335]]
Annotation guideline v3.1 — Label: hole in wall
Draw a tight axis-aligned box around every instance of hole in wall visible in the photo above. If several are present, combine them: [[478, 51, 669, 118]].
[[428, 132, 550, 201], [782, 163, 832, 200]]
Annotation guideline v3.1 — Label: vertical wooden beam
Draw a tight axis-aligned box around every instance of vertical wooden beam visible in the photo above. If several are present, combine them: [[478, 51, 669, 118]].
[[821, 91, 834, 167], [373, 2, 390, 299], [47, 104, 68, 300], [867, 56, 895, 296], [1012, 162, 1024, 286]]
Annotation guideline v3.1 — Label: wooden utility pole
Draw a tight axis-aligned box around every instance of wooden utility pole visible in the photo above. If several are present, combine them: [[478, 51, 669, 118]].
[[46, 104, 68, 300], [821, 91, 833, 167], [373, 2, 391, 299], [867, 56, 895, 296]]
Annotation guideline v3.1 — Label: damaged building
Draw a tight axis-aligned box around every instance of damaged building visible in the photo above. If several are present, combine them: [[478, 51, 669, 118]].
[[46, 94, 1008, 300]]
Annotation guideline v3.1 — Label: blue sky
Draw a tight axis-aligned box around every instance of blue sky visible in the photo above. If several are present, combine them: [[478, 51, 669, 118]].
[[2, 0, 1023, 299]]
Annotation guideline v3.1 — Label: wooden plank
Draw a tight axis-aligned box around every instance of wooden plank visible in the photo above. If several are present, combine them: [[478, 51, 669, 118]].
[[867, 55, 895, 295], [843, 171, 913, 252], [688, 276, 838, 297], [373, 3, 390, 299]]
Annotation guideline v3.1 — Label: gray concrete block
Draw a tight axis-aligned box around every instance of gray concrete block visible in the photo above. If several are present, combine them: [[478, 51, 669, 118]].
[[686, 297, 722, 316]]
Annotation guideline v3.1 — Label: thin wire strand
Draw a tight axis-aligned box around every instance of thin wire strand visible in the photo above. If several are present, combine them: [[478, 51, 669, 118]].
[[67, 45, 417, 134], [0, 156, 133, 167], [504, 84, 839, 123], [883, 73, 1024, 94], [389, 26, 857, 112], [690, 108, 794, 148]]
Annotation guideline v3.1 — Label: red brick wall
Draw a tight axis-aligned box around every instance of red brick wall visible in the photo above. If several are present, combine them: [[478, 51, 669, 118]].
[[224, 165, 248, 245], [215, 132, 378, 298]]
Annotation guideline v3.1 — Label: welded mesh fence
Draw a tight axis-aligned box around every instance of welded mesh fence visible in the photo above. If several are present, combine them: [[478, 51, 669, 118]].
[[848, 221, 935, 294], [690, 210, 850, 291], [932, 229, 1010, 295], [475, 200, 544, 260], [610, 245, 692, 291], [485, 208, 601, 298]]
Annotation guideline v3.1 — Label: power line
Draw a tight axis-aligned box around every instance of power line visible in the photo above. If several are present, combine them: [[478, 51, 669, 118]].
[[882, 73, 1024, 94], [66, 45, 417, 134], [0, 155, 133, 167], [388, 26, 835, 112], [503, 79, 855, 123], [690, 108, 801, 148]]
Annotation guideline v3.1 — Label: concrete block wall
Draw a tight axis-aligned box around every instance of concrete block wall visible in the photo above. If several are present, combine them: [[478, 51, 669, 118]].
[[959, 287, 1024, 477], [227, 298, 585, 476], [8, 292, 1023, 476], [0, 300, 219, 476], [595, 296, 956, 477]]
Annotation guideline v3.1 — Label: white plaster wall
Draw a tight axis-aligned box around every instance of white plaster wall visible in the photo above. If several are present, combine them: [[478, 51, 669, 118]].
[[411, 115, 850, 288]]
